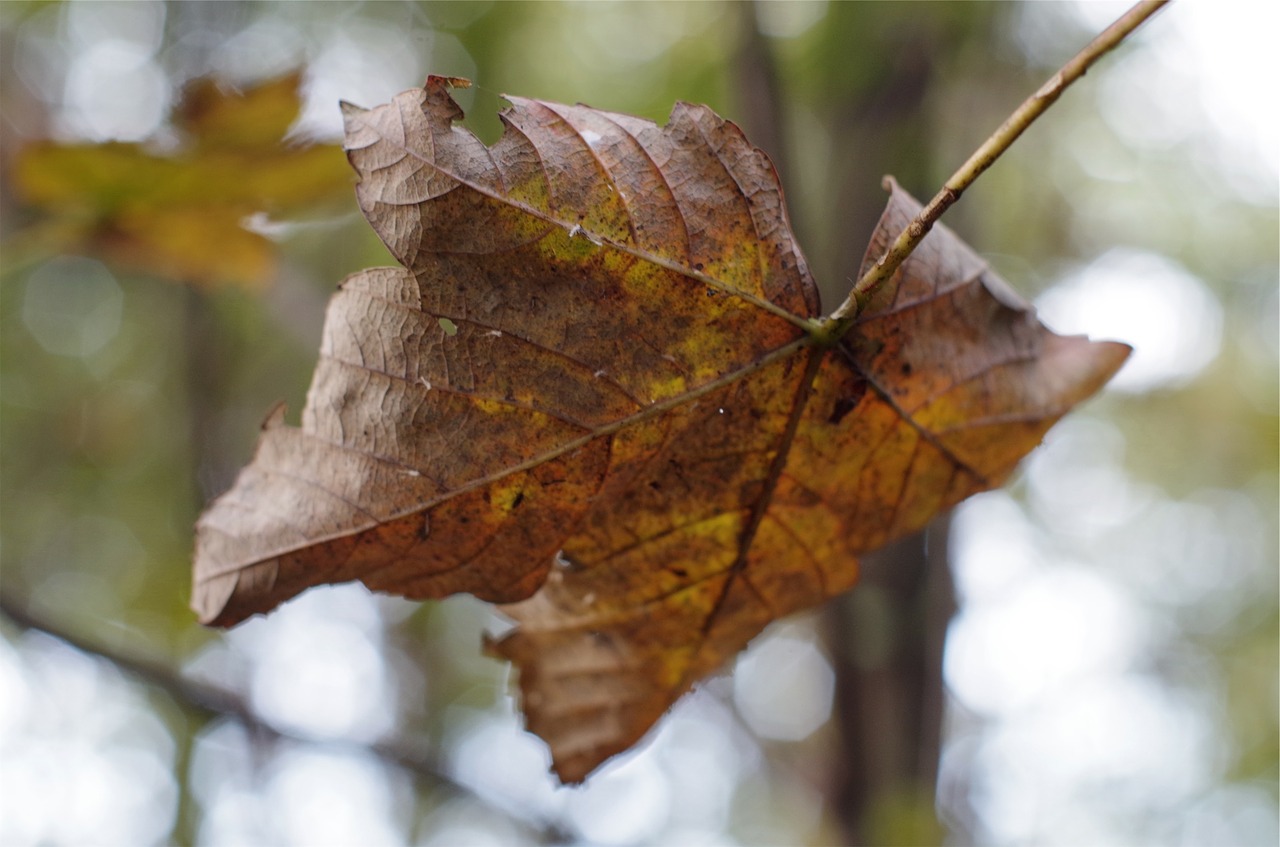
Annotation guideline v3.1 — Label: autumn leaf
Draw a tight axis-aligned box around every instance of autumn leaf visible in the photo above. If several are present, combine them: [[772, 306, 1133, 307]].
[[11, 73, 353, 288], [192, 77, 1129, 781]]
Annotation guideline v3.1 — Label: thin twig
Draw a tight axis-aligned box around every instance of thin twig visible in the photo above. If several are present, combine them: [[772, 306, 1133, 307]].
[[0, 591, 569, 844], [818, 0, 1170, 342]]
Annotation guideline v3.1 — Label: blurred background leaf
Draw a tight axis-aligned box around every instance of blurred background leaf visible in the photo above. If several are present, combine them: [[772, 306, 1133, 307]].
[[11, 73, 353, 288]]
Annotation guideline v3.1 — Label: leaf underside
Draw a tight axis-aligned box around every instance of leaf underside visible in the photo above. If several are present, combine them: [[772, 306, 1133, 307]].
[[192, 76, 1129, 782]]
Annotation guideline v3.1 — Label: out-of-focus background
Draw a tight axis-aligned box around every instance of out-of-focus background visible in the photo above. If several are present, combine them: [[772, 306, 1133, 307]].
[[1, 2, 1275, 845]]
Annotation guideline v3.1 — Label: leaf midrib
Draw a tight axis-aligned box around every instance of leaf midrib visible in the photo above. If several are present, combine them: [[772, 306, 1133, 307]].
[[197, 336, 813, 584]]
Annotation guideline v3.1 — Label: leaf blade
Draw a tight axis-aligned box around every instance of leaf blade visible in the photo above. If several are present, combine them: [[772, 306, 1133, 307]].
[[488, 183, 1129, 783], [192, 80, 1129, 784]]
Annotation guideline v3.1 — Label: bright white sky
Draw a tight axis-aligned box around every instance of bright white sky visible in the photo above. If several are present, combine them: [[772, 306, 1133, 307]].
[[945, 5, 1277, 843], [1074, 0, 1279, 193]]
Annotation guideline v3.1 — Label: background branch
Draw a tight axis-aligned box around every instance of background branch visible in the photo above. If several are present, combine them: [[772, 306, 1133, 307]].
[[0, 591, 569, 845]]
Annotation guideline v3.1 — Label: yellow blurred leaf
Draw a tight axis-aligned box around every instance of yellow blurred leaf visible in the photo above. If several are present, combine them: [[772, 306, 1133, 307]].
[[176, 73, 305, 150], [11, 73, 352, 289]]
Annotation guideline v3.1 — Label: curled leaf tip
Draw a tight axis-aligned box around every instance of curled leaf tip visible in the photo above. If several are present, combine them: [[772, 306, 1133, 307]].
[[426, 75, 472, 90], [260, 402, 288, 430]]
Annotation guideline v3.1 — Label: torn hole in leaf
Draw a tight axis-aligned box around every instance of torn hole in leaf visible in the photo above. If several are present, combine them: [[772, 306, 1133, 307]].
[[553, 551, 583, 572], [437, 316, 459, 336], [483, 609, 517, 642]]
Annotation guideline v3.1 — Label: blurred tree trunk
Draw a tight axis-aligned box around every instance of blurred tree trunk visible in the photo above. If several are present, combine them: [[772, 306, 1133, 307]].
[[817, 18, 950, 840], [735, 4, 1004, 843], [826, 520, 954, 846]]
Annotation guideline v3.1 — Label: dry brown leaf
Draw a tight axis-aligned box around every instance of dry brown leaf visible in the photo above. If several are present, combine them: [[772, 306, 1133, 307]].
[[192, 77, 1129, 781]]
